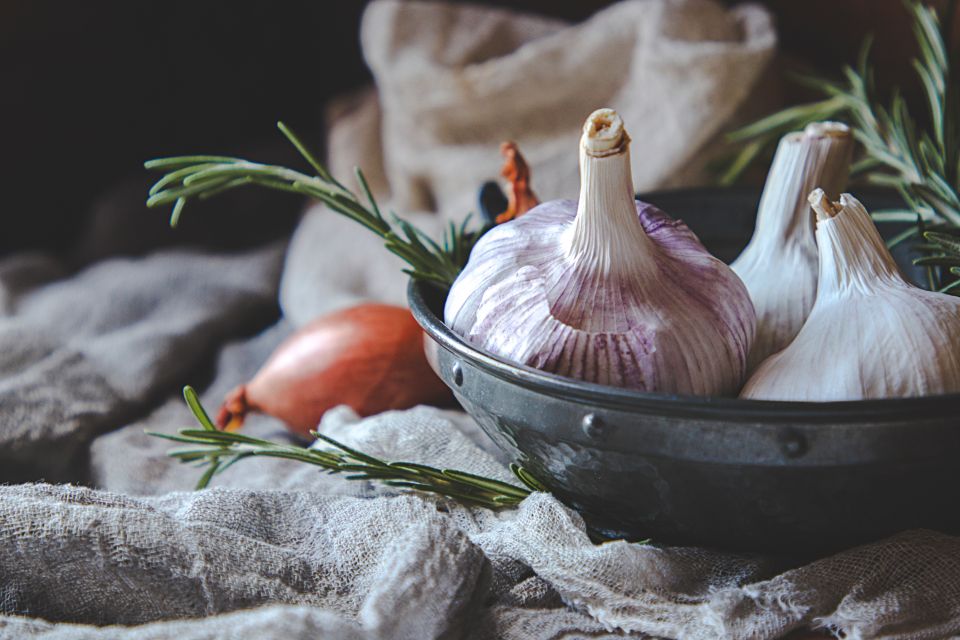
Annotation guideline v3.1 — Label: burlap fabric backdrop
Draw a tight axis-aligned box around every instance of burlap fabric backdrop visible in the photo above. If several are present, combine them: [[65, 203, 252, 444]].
[[3, 1, 959, 638]]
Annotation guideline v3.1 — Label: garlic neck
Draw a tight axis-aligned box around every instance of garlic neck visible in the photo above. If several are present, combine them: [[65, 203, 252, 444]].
[[810, 190, 906, 296], [748, 122, 853, 253], [569, 109, 653, 275]]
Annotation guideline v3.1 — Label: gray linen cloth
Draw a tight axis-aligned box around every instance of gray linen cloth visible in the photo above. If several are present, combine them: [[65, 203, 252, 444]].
[[0, 242, 286, 483], [6, 402, 960, 639]]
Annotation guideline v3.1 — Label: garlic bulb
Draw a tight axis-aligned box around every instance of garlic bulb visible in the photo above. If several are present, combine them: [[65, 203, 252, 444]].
[[741, 190, 960, 401], [444, 109, 756, 396], [731, 122, 853, 371]]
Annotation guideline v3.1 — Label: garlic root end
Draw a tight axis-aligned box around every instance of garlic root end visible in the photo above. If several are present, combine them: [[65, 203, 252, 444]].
[[803, 121, 851, 139]]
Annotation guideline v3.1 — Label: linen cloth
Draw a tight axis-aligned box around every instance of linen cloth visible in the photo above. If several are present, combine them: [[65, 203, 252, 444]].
[[6, 407, 960, 639], [3, 1, 960, 639]]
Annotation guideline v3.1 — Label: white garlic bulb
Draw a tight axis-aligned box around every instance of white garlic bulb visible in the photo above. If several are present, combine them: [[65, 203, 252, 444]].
[[741, 190, 960, 401], [445, 109, 756, 396], [731, 122, 854, 371]]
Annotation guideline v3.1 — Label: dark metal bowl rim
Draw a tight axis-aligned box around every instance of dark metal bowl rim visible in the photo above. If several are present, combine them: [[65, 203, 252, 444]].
[[409, 281, 960, 423]]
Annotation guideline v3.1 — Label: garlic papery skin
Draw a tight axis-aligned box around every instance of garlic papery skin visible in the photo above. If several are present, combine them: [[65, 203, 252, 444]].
[[741, 190, 960, 401], [731, 122, 853, 371], [444, 109, 756, 396]]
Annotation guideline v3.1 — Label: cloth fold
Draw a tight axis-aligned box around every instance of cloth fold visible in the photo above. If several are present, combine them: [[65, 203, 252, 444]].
[[0, 484, 486, 640]]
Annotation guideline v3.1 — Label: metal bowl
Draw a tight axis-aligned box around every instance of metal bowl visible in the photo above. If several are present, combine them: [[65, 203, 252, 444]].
[[408, 187, 960, 554]]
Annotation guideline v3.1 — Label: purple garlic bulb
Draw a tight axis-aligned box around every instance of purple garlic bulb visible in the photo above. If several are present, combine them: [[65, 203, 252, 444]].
[[444, 108, 756, 396]]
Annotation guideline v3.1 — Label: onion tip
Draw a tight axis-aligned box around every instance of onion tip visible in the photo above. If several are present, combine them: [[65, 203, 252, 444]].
[[216, 385, 250, 432]]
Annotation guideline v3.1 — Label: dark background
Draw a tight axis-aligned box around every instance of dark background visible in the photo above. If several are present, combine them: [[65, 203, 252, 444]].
[[0, 0, 941, 258]]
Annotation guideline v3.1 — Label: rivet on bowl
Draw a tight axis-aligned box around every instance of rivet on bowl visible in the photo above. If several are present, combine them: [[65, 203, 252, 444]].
[[779, 430, 808, 458], [582, 413, 609, 439], [452, 362, 464, 387]]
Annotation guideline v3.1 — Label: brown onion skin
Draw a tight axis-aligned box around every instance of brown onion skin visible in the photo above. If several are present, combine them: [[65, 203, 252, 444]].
[[217, 303, 453, 439]]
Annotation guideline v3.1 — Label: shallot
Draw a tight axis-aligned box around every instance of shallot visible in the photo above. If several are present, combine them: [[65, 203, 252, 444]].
[[217, 304, 452, 438]]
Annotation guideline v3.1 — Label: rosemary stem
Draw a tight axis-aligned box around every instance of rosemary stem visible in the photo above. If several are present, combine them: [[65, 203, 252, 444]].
[[149, 387, 540, 504], [144, 122, 480, 291]]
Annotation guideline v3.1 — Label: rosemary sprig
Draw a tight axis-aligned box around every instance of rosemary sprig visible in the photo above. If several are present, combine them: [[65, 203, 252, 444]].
[[147, 386, 544, 508], [145, 123, 485, 290], [723, 1, 959, 294], [723, 2, 959, 223]]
